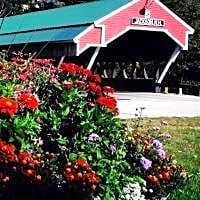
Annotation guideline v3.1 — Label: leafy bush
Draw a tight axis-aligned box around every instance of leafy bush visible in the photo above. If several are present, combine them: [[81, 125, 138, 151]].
[[125, 133, 188, 199], [0, 51, 188, 199]]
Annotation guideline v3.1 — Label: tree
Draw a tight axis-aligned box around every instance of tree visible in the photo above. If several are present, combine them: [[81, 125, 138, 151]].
[[162, 0, 200, 85]]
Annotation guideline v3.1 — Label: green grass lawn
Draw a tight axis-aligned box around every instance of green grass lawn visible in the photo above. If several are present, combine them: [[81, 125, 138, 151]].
[[124, 117, 200, 200]]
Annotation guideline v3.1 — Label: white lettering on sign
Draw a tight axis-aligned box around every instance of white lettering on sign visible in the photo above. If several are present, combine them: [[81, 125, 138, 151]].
[[132, 17, 165, 27]]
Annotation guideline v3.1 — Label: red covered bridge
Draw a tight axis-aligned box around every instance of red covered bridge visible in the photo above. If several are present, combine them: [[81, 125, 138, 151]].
[[0, 0, 194, 91]]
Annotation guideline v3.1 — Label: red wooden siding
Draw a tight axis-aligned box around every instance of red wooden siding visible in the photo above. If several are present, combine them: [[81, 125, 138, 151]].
[[76, 0, 193, 55], [78, 27, 102, 54]]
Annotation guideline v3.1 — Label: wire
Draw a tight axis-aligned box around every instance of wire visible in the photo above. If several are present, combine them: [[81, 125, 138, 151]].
[[7, 16, 25, 54], [145, 0, 154, 9], [20, 25, 36, 53]]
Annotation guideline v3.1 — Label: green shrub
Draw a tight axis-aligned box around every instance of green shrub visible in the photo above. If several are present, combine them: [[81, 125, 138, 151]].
[[0, 51, 187, 199]]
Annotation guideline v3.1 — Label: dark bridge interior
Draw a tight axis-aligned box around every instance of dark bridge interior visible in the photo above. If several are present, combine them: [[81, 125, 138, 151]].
[[81, 30, 177, 61]]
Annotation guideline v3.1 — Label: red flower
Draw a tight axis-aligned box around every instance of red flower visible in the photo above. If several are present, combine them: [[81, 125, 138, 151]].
[[0, 62, 7, 70], [18, 93, 39, 110], [76, 158, 90, 170], [113, 107, 119, 116], [88, 102, 95, 107], [0, 141, 16, 163], [4, 144, 15, 154], [60, 63, 79, 73], [0, 97, 18, 116], [79, 68, 93, 77], [23, 169, 36, 178], [64, 172, 75, 182], [74, 80, 85, 87], [96, 90, 103, 97], [18, 151, 31, 161], [88, 82, 101, 93], [97, 96, 117, 109], [63, 81, 73, 89], [14, 58, 25, 64], [0, 141, 7, 149], [0, 141, 15, 154], [18, 151, 33, 165], [85, 172, 100, 184], [89, 74, 101, 83], [103, 86, 115, 94]]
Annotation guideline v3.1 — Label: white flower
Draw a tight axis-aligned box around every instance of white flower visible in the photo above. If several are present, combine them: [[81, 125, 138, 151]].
[[93, 196, 101, 200], [33, 137, 43, 146], [119, 182, 147, 200], [142, 187, 147, 193], [149, 188, 153, 193], [123, 187, 130, 194], [172, 159, 178, 164], [125, 194, 131, 199]]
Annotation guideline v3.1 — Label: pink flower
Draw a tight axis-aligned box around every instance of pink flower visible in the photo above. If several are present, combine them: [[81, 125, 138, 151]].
[[2, 73, 9, 80], [50, 77, 58, 84], [16, 73, 29, 81]]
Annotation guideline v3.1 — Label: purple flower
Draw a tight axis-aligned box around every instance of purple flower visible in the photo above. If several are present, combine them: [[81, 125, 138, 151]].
[[60, 146, 68, 152], [152, 139, 163, 149], [109, 144, 116, 155], [85, 133, 100, 141], [156, 149, 166, 159], [140, 156, 152, 170], [29, 149, 34, 154]]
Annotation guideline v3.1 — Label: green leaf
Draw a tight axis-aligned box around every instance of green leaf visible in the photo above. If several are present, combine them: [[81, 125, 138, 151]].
[[8, 136, 15, 143], [132, 176, 146, 185], [69, 153, 78, 161], [88, 155, 93, 161], [62, 106, 70, 117], [103, 139, 110, 148], [96, 149, 102, 159], [15, 135, 24, 148], [57, 136, 67, 145]]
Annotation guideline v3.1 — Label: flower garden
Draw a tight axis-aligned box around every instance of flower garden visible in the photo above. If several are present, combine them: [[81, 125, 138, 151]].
[[0, 50, 189, 199]]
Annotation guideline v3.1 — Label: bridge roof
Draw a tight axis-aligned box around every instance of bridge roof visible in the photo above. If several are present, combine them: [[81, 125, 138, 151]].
[[0, 0, 194, 54]]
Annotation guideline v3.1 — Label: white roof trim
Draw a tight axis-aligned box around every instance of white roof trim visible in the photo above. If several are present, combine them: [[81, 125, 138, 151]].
[[105, 26, 186, 50], [94, 0, 140, 25], [74, 24, 95, 56], [94, 23, 106, 45], [74, 23, 107, 56], [76, 43, 104, 56]]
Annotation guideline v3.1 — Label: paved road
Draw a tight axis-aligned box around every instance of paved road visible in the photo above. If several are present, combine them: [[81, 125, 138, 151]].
[[114, 92, 200, 118]]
